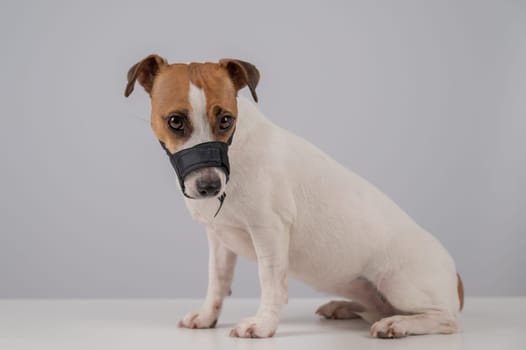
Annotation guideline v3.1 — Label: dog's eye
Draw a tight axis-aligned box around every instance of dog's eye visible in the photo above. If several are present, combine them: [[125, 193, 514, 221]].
[[168, 115, 185, 133], [219, 115, 234, 130]]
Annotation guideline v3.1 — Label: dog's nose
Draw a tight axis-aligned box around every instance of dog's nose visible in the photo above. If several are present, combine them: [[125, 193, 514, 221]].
[[195, 176, 221, 197]]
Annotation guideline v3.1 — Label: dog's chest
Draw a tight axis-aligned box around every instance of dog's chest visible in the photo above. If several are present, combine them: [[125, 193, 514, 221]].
[[210, 223, 257, 261]]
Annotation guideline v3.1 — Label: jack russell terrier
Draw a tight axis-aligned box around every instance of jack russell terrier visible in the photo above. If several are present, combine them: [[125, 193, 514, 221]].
[[124, 55, 464, 339]]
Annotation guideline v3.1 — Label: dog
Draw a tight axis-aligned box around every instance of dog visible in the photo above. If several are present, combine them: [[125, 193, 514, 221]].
[[124, 55, 464, 338]]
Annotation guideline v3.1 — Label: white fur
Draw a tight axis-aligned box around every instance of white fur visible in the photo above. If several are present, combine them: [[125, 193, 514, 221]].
[[178, 95, 461, 338], [182, 83, 211, 149]]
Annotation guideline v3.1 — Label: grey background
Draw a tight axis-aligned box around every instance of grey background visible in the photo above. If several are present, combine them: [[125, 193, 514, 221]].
[[1, 0, 525, 298]]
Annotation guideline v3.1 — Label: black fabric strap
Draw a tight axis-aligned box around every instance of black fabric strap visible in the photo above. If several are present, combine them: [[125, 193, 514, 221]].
[[158, 128, 236, 216]]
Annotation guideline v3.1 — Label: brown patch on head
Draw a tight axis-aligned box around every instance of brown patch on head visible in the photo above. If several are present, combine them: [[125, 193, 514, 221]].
[[124, 54, 167, 97], [457, 273, 464, 311], [219, 59, 260, 102], [188, 62, 240, 144], [124, 55, 260, 154], [149, 65, 194, 151]]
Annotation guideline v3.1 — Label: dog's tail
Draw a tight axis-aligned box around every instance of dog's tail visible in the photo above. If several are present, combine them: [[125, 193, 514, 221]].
[[457, 273, 464, 311]]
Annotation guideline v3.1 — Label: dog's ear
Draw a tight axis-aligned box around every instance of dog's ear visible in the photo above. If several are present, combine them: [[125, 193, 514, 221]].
[[219, 59, 260, 102], [124, 54, 167, 97]]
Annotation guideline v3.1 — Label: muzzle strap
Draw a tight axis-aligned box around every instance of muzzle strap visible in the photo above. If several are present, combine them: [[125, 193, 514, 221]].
[[159, 141, 230, 196], [159, 128, 235, 217]]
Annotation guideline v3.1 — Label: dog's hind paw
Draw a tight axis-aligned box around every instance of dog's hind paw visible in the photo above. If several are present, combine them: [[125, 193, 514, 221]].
[[316, 300, 364, 320]]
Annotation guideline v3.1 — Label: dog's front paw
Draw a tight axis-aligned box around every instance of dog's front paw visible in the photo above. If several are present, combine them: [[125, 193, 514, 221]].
[[178, 309, 218, 329], [229, 315, 278, 338]]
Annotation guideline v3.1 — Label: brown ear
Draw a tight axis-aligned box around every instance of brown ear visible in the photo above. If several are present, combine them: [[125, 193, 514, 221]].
[[219, 59, 260, 102], [124, 54, 167, 97]]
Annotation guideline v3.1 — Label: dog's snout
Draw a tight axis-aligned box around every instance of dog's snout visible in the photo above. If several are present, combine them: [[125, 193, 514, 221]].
[[195, 175, 221, 197]]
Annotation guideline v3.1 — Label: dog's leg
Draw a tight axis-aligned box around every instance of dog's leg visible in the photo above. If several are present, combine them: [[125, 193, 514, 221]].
[[230, 226, 289, 338], [315, 300, 365, 320], [369, 269, 460, 338], [370, 311, 458, 338], [178, 229, 236, 329]]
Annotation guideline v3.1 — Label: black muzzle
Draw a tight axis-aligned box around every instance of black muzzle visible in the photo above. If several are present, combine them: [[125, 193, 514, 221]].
[[160, 141, 230, 195], [159, 132, 234, 217]]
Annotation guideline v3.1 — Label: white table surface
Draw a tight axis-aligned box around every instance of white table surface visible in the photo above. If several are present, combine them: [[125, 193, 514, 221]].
[[1, 298, 525, 350]]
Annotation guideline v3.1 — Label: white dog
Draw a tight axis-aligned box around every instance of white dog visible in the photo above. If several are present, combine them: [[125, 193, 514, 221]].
[[125, 55, 463, 338]]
